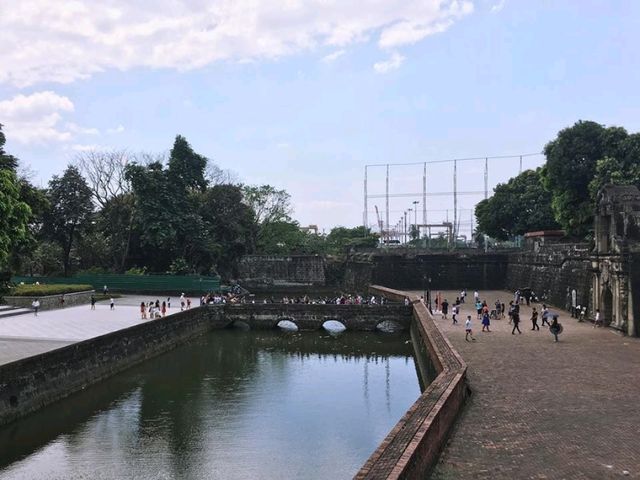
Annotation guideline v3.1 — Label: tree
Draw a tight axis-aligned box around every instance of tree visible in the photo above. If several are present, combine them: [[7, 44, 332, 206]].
[[475, 169, 559, 240], [0, 125, 31, 269], [198, 184, 256, 276], [168, 135, 207, 191], [257, 220, 307, 254], [326, 226, 379, 253], [44, 166, 94, 276], [75, 149, 130, 208], [541, 120, 628, 237], [589, 133, 640, 198], [242, 185, 292, 225]]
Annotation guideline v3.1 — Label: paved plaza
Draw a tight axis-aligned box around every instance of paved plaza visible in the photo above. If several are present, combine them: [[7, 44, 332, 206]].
[[0, 295, 199, 365], [416, 290, 640, 480]]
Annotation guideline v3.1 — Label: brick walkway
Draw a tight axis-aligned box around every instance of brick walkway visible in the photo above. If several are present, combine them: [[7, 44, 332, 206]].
[[415, 290, 640, 480]]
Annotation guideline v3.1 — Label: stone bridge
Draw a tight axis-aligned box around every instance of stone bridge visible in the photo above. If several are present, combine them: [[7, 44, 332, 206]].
[[218, 303, 413, 331]]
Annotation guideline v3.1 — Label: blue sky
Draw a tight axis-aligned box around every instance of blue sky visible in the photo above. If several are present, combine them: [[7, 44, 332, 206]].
[[1, 1, 639, 236]]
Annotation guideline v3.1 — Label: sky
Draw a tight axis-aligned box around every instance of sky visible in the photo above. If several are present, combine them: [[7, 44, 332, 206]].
[[1, 0, 639, 237]]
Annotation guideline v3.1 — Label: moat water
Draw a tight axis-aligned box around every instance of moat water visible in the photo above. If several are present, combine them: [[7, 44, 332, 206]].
[[0, 330, 421, 479]]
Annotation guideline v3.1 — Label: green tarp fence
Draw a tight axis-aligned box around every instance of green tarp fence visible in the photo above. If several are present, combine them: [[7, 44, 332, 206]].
[[12, 274, 221, 294]]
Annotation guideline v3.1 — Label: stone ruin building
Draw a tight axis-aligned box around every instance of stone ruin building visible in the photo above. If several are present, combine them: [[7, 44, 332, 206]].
[[592, 184, 640, 336]]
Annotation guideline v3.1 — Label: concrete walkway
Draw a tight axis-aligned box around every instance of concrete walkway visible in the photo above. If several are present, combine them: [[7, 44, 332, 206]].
[[0, 295, 199, 365], [414, 290, 640, 480]]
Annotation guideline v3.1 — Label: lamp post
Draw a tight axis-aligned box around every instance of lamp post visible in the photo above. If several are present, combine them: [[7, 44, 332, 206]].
[[412, 200, 419, 242]]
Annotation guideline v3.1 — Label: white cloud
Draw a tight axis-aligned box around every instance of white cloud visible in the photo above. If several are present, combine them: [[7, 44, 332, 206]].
[[0, 91, 75, 144], [373, 52, 406, 74], [491, 0, 506, 13], [322, 50, 345, 63], [0, 1, 474, 87], [67, 122, 100, 135], [70, 143, 103, 152], [0, 91, 98, 145], [107, 124, 125, 134]]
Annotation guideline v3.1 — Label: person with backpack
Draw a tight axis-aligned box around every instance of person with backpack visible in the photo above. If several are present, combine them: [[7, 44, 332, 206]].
[[550, 316, 563, 342]]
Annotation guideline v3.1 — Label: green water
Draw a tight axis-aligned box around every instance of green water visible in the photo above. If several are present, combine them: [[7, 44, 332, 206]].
[[0, 330, 421, 479]]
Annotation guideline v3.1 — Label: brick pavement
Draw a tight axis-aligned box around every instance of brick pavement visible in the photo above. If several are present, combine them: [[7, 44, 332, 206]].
[[418, 290, 640, 480]]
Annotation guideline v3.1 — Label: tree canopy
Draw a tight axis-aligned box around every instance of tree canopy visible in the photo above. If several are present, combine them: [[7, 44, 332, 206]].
[[0, 125, 31, 269], [475, 169, 559, 240]]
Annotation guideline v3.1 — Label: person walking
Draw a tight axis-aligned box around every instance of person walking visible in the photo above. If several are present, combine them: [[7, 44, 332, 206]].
[[531, 307, 540, 331], [161, 301, 167, 317], [90, 295, 96, 310], [180, 293, 186, 311], [452, 304, 458, 325], [541, 304, 551, 326], [110, 298, 115, 310], [167, 297, 171, 309], [140, 302, 147, 319], [475, 299, 483, 320], [465, 315, 475, 342], [481, 311, 491, 332], [103, 285, 108, 295], [594, 308, 602, 328], [512, 310, 522, 334], [441, 299, 449, 319], [186, 298, 191, 310], [32, 298, 40, 316], [550, 316, 563, 342]]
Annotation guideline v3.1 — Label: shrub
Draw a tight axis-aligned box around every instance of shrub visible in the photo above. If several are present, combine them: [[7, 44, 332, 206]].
[[8, 284, 94, 297]]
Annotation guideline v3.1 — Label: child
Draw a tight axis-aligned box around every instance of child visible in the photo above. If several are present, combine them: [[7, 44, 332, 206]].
[[481, 311, 491, 332], [465, 315, 475, 342]]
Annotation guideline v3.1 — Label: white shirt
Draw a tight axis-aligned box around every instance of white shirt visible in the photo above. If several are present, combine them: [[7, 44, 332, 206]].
[[465, 318, 472, 329], [596, 311, 601, 322], [32, 300, 40, 308]]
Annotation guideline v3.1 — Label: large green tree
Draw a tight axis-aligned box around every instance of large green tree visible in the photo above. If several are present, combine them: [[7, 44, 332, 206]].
[[44, 165, 94, 276], [475, 169, 559, 240], [0, 125, 31, 270], [541, 120, 628, 237], [326, 226, 379, 253], [588, 133, 640, 198]]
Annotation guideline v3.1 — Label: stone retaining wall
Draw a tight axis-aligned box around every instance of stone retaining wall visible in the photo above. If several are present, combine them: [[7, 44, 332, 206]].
[[238, 255, 326, 289], [0, 306, 227, 427], [3, 290, 95, 311], [356, 285, 469, 480]]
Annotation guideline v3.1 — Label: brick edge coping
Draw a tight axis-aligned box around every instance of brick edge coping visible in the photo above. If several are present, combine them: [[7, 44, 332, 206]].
[[355, 285, 469, 480]]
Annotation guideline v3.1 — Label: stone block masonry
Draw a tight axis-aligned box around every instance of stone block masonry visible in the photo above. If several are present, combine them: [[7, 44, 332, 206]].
[[3, 290, 95, 311], [238, 255, 326, 289], [0, 306, 227, 427]]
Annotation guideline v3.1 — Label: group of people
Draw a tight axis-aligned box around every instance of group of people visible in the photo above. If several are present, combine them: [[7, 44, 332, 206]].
[[438, 290, 567, 343]]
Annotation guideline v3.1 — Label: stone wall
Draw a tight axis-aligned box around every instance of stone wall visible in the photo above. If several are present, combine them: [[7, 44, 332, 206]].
[[344, 252, 509, 291], [357, 285, 469, 479], [0, 306, 227, 427], [3, 290, 95, 311], [505, 243, 592, 311], [238, 255, 326, 289]]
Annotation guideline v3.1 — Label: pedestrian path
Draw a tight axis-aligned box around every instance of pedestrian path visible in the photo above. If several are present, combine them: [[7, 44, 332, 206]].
[[0, 295, 198, 366], [412, 290, 640, 480]]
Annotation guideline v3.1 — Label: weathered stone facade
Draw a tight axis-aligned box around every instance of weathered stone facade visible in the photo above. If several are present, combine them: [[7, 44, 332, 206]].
[[592, 185, 640, 336], [238, 255, 325, 289]]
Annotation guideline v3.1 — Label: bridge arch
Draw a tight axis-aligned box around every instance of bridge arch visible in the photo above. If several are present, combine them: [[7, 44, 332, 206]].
[[227, 319, 251, 330], [322, 319, 347, 333], [276, 318, 299, 331], [375, 319, 405, 333]]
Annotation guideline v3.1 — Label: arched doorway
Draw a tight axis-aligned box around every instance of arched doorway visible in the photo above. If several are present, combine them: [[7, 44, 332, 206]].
[[602, 286, 613, 327]]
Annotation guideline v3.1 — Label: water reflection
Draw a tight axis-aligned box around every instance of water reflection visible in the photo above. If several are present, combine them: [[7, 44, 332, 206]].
[[0, 330, 421, 480]]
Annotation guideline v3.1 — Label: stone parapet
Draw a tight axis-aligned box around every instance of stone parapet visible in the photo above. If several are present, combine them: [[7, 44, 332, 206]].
[[3, 290, 95, 311], [356, 285, 469, 479]]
